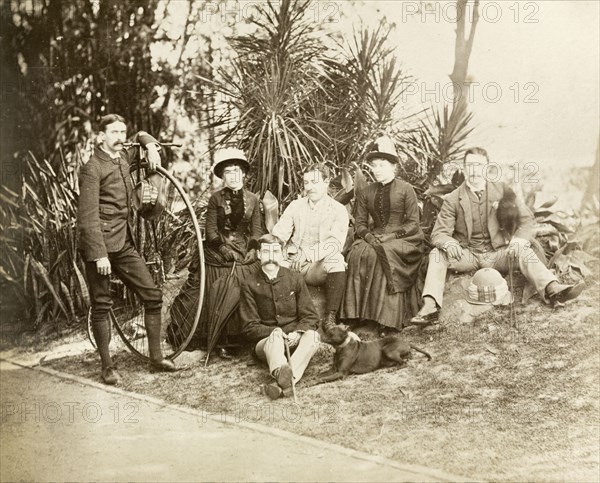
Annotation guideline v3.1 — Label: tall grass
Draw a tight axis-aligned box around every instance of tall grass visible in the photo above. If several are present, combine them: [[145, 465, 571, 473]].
[[0, 151, 89, 331]]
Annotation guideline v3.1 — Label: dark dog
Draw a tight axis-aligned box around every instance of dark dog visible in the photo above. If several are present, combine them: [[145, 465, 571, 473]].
[[318, 325, 432, 383], [496, 186, 520, 237]]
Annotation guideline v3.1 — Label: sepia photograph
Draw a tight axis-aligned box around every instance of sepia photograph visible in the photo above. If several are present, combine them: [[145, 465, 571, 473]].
[[1, 0, 599, 481]]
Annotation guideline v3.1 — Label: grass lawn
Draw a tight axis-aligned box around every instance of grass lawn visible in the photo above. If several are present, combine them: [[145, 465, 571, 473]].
[[44, 265, 600, 482]]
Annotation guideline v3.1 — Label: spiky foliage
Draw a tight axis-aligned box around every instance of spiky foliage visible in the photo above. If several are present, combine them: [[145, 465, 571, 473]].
[[1, 0, 168, 330], [198, 2, 414, 203], [199, 0, 330, 201], [0, 153, 89, 330], [313, 21, 415, 167]]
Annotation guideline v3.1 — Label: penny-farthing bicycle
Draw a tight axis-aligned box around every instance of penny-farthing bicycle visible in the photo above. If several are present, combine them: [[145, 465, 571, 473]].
[[86, 142, 205, 360]]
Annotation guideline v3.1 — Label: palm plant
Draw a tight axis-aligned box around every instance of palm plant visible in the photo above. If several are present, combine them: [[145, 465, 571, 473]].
[[198, 3, 417, 205], [198, 0, 331, 202], [314, 21, 415, 168]]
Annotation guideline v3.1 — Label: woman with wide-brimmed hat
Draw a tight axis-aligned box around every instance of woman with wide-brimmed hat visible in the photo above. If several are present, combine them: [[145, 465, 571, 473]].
[[341, 136, 424, 333], [169, 148, 265, 358]]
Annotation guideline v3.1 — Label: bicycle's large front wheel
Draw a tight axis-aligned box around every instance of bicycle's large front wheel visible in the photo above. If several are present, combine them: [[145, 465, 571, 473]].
[[111, 165, 205, 360]]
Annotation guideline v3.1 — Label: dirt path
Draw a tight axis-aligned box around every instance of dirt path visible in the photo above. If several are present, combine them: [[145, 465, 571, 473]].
[[0, 361, 466, 482]]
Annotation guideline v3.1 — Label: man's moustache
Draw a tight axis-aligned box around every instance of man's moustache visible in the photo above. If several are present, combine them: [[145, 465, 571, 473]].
[[262, 259, 278, 265]]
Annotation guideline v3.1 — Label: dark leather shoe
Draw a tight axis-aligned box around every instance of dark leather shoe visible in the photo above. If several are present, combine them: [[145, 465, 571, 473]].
[[262, 383, 283, 400], [408, 310, 439, 326], [275, 363, 293, 390], [546, 281, 585, 304], [101, 366, 120, 385], [149, 359, 178, 372], [217, 347, 233, 360]]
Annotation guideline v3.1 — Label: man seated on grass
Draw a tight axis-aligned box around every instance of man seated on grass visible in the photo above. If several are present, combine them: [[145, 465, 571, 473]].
[[409, 147, 584, 326], [240, 234, 321, 400]]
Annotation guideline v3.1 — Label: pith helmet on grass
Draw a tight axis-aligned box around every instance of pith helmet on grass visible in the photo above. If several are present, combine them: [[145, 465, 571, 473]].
[[466, 268, 513, 305]]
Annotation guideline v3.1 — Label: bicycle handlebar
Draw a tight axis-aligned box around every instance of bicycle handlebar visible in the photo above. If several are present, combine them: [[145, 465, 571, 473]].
[[123, 142, 182, 148]]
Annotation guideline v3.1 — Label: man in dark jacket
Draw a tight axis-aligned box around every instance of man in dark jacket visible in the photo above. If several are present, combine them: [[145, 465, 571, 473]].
[[78, 114, 177, 385], [240, 234, 320, 399], [410, 147, 584, 325]]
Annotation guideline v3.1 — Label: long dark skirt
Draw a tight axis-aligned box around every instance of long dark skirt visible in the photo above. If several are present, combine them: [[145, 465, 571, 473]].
[[168, 258, 259, 349], [341, 238, 422, 330]]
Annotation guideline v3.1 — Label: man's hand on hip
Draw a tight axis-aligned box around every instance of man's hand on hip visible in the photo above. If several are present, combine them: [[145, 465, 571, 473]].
[[96, 257, 111, 276]]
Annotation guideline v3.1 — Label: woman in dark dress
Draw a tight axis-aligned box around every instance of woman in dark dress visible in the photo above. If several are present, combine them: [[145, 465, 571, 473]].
[[169, 148, 264, 357], [341, 137, 424, 332]]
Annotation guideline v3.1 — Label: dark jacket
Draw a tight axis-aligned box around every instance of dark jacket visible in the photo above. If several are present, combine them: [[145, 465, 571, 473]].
[[354, 178, 422, 241], [431, 181, 535, 250], [240, 266, 319, 342], [77, 132, 158, 261], [205, 187, 264, 252]]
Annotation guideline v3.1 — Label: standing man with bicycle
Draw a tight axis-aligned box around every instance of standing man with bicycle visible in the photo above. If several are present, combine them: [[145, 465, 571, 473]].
[[78, 114, 177, 385]]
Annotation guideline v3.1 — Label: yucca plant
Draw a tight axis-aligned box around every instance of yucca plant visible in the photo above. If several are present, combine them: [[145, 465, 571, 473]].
[[197, 0, 331, 202]]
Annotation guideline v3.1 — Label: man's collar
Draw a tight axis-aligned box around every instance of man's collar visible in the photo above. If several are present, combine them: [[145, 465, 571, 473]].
[[307, 196, 328, 210], [98, 145, 121, 160], [465, 181, 486, 194], [260, 265, 281, 282]]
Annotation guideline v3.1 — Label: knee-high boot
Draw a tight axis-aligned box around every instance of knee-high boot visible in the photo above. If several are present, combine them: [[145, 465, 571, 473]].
[[322, 271, 347, 332], [145, 312, 177, 372], [91, 312, 113, 369]]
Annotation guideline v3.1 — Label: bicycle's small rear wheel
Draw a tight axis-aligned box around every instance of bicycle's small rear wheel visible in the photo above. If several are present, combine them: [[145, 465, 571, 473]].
[[111, 165, 205, 360]]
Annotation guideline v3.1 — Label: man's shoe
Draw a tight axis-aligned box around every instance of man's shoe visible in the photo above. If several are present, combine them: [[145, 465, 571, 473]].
[[101, 366, 120, 385], [262, 383, 283, 400], [217, 347, 233, 360], [546, 281, 585, 304], [274, 363, 293, 389], [408, 310, 439, 326], [149, 358, 178, 373]]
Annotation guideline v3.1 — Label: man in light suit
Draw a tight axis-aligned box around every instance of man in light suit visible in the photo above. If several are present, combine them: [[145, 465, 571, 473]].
[[272, 164, 349, 332], [410, 147, 584, 325]]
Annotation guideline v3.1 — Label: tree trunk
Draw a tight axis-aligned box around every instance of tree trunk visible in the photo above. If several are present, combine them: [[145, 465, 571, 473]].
[[449, 0, 480, 121]]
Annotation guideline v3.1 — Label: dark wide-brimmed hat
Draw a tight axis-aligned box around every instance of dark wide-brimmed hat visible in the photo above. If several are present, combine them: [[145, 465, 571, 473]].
[[212, 148, 250, 179], [365, 135, 399, 164]]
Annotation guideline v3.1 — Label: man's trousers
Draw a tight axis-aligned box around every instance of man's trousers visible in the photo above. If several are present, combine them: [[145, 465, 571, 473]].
[[423, 244, 557, 307], [85, 240, 162, 323], [255, 329, 321, 383]]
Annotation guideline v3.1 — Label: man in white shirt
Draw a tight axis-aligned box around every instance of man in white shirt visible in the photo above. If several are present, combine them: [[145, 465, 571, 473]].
[[272, 164, 349, 332]]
